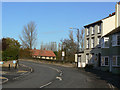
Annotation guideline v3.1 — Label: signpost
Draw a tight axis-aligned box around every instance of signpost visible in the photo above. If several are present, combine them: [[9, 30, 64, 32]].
[[0, 61, 3, 64], [62, 51, 65, 60], [13, 60, 16, 64]]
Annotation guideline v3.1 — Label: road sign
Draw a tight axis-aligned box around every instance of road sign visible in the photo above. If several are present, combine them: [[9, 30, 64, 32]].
[[62, 51, 65, 56], [0, 62, 3, 64], [13, 60, 16, 64]]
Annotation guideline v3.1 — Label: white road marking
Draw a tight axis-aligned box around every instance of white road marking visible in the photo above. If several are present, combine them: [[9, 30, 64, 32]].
[[39, 82, 52, 88], [0, 77, 8, 85], [13, 64, 33, 80], [21, 61, 63, 88], [108, 83, 115, 89], [56, 76, 62, 81]]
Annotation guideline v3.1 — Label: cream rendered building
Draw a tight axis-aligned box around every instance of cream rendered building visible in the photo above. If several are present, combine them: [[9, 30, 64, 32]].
[[75, 2, 120, 68]]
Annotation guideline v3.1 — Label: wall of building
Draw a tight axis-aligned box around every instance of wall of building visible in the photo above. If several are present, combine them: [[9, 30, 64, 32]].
[[101, 32, 120, 74], [84, 23, 102, 67], [115, 2, 120, 27], [75, 53, 85, 67], [102, 15, 115, 36]]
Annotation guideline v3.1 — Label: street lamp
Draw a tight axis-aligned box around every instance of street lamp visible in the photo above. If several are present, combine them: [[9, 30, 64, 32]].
[[69, 27, 80, 68]]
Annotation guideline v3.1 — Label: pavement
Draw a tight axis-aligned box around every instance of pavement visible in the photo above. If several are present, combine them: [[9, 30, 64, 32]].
[[82, 68, 120, 89], [2, 60, 113, 88]]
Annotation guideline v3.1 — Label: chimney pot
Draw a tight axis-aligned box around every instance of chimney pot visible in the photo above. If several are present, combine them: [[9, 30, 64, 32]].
[[118, 2, 120, 5], [109, 14, 111, 16]]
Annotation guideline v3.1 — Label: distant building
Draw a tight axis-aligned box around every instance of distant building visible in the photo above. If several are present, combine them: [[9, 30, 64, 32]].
[[101, 26, 120, 74], [31, 49, 56, 60]]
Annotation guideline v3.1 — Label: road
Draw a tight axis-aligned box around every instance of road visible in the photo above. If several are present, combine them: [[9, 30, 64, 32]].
[[2, 60, 109, 88]]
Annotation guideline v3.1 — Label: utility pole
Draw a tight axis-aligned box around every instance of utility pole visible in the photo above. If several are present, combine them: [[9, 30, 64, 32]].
[[77, 29, 80, 68]]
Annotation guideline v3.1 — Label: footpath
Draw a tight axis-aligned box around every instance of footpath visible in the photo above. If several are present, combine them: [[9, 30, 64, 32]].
[[78, 68, 120, 89]]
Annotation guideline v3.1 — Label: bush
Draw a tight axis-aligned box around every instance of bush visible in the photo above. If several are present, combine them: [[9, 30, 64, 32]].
[[84, 64, 94, 69]]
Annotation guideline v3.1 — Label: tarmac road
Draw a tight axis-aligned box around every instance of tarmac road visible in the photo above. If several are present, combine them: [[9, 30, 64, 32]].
[[2, 60, 109, 88]]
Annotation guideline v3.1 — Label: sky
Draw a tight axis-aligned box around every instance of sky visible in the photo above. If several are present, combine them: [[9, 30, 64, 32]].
[[2, 2, 116, 49]]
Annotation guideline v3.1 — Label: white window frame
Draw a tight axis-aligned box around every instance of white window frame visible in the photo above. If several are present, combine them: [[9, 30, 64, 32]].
[[91, 38, 94, 48], [97, 36, 101, 47], [101, 37, 109, 48], [86, 54, 89, 64], [112, 56, 120, 67], [91, 26, 95, 35], [86, 39, 89, 49], [86, 28, 89, 36], [101, 56, 109, 66], [112, 34, 120, 46], [98, 24, 101, 34]]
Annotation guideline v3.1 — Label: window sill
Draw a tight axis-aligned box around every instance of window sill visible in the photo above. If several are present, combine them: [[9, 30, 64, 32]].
[[86, 48, 89, 50], [97, 46, 101, 48], [97, 32, 101, 34], [101, 65, 109, 66], [112, 45, 120, 47], [112, 65, 120, 67]]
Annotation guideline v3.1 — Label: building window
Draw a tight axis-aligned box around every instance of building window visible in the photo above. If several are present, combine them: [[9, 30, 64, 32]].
[[91, 26, 95, 35], [112, 35, 120, 46], [90, 53, 94, 64], [112, 56, 120, 66], [117, 57, 120, 66], [98, 24, 101, 34], [117, 35, 120, 45], [86, 54, 89, 64], [101, 37, 109, 48], [101, 56, 109, 66], [91, 38, 94, 48], [105, 57, 109, 65], [97, 36, 101, 47], [112, 56, 117, 66], [86, 39, 89, 49], [101, 57, 104, 66], [86, 28, 89, 36]]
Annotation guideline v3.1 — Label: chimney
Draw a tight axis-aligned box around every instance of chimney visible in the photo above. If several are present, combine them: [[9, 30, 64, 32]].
[[115, 2, 120, 27], [34, 48, 36, 50], [109, 14, 112, 16], [112, 12, 115, 15], [118, 2, 120, 5]]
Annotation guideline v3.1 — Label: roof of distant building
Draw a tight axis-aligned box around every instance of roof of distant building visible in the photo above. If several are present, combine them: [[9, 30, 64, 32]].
[[31, 49, 56, 57]]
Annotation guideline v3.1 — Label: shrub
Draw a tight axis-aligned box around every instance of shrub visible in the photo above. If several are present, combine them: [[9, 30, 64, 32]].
[[84, 64, 94, 69]]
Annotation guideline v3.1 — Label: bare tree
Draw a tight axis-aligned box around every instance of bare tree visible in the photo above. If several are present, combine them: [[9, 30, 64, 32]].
[[76, 28, 85, 50], [61, 30, 77, 62], [20, 21, 37, 49]]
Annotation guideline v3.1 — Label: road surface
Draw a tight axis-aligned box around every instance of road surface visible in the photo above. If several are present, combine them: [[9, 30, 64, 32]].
[[2, 60, 109, 88]]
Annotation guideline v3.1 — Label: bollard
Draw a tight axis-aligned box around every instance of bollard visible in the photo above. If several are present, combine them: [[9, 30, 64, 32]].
[[8, 64, 10, 70], [15, 63, 17, 69]]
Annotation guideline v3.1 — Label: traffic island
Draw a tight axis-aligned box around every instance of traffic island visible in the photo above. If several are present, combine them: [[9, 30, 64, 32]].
[[1, 64, 33, 83]]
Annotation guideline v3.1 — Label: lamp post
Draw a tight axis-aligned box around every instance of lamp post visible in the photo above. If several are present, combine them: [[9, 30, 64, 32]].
[[69, 27, 80, 68]]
